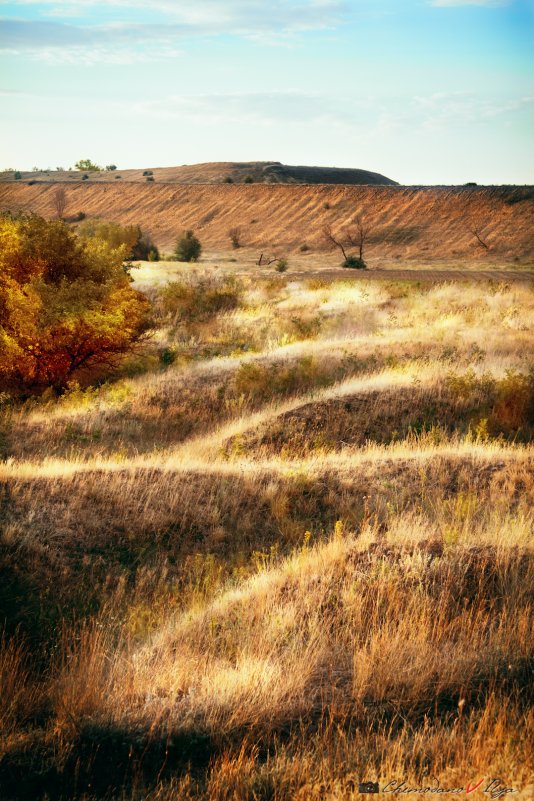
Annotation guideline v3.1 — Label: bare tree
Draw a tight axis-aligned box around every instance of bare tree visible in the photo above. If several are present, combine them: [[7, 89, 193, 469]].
[[468, 217, 490, 251], [323, 224, 349, 261], [256, 252, 280, 266], [461, 191, 495, 252], [53, 186, 67, 220], [323, 214, 372, 262], [228, 227, 242, 249], [349, 214, 372, 261]]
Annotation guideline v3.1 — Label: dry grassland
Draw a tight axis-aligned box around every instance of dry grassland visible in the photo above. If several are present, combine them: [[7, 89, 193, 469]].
[[0, 270, 533, 800]]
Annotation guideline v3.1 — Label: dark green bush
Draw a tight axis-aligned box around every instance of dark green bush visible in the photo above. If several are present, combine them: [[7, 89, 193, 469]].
[[343, 255, 367, 269], [174, 230, 202, 262], [14, 171, 21, 180], [244, 175, 254, 184], [275, 258, 288, 273], [159, 347, 177, 366]]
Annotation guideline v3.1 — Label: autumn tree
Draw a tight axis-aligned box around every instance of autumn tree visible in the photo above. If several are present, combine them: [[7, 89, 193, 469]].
[[77, 218, 159, 261], [0, 214, 151, 393]]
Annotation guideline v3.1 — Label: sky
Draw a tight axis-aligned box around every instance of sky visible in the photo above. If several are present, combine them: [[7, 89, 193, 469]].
[[0, 0, 533, 184]]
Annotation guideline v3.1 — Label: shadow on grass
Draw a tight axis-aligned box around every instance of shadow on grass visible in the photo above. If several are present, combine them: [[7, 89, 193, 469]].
[[0, 722, 213, 801], [1, 659, 531, 801]]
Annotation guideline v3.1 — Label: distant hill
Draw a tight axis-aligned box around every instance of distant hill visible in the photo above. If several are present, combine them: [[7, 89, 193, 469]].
[[0, 161, 398, 186]]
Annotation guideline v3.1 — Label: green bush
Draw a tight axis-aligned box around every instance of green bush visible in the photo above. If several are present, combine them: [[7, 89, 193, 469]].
[[75, 159, 101, 172], [244, 175, 254, 184], [159, 347, 177, 366], [223, 177, 234, 184], [174, 230, 201, 262], [299, 243, 310, 252], [160, 274, 243, 325], [233, 356, 327, 403], [342, 255, 366, 269], [275, 258, 288, 273], [77, 219, 158, 261], [14, 171, 21, 180]]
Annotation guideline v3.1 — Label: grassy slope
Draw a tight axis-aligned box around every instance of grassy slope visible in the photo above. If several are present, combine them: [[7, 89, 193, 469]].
[[0, 274, 533, 800], [1, 182, 533, 260], [0, 161, 398, 186]]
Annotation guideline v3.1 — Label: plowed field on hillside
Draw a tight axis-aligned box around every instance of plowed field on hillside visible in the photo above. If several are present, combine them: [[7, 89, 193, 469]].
[[1, 183, 533, 261]]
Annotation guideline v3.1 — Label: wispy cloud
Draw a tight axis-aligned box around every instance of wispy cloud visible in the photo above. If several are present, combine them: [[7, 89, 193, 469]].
[[130, 89, 534, 134], [0, 1, 350, 61], [0, 0, 349, 30], [429, 1, 511, 6]]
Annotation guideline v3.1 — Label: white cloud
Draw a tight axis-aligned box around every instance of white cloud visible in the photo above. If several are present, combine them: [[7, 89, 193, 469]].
[[0, 1, 350, 61], [430, 1, 511, 6]]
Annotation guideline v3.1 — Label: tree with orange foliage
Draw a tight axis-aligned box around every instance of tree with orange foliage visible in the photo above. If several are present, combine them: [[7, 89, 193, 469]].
[[0, 214, 151, 393]]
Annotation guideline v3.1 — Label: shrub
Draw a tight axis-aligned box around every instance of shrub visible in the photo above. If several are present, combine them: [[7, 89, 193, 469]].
[[223, 177, 234, 184], [490, 370, 534, 433], [244, 175, 254, 184], [275, 258, 288, 273], [27, 180, 36, 186], [115, 175, 122, 179], [342, 255, 367, 269], [228, 227, 242, 249], [105, 165, 117, 171], [159, 347, 177, 366], [73, 211, 86, 222], [75, 159, 101, 172], [77, 219, 158, 261], [160, 274, 243, 325], [14, 171, 21, 180], [323, 202, 331, 210], [174, 230, 202, 262], [146, 176, 154, 182], [233, 356, 326, 403], [0, 213, 151, 393], [142, 170, 153, 176], [81, 174, 89, 181], [299, 243, 310, 252]]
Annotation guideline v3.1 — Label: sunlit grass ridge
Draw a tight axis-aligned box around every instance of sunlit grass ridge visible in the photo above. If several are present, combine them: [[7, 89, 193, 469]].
[[0, 274, 532, 799]]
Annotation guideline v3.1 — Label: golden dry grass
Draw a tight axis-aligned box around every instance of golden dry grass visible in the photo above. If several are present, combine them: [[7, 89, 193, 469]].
[[0, 272, 533, 800]]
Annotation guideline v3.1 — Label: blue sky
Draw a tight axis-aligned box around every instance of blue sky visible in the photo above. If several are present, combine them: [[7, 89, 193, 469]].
[[1, 0, 533, 183]]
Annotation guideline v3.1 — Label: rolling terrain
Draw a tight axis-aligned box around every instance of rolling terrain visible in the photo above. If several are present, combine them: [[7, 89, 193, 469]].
[[0, 270, 533, 800], [1, 181, 533, 263]]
